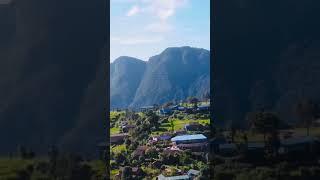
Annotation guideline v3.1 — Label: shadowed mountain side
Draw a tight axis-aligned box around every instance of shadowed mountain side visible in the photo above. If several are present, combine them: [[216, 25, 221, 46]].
[[59, 58, 107, 155], [256, 42, 320, 124], [110, 57, 146, 109], [0, 0, 106, 155], [213, 0, 320, 127]]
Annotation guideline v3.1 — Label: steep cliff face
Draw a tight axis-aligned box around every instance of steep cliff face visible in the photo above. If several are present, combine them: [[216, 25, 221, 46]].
[[110, 47, 210, 108], [0, 0, 106, 155], [213, 0, 320, 126], [110, 57, 146, 109], [131, 47, 210, 107]]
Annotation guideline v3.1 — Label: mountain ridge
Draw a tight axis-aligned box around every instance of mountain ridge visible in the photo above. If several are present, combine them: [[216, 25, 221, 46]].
[[110, 46, 210, 109]]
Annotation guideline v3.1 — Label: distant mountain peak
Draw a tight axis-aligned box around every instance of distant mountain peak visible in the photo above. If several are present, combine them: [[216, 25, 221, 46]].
[[162, 46, 209, 54], [111, 46, 210, 109], [113, 56, 145, 64]]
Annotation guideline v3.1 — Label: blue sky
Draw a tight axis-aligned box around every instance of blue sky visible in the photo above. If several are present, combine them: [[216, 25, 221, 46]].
[[110, 0, 210, 62]]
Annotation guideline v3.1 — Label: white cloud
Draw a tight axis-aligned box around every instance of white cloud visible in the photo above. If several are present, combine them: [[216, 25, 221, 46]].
[[126, 5, 140, 16], [125, 0, 189, 33], [142, 0, 188, 20], [111, 36, 164, 45]]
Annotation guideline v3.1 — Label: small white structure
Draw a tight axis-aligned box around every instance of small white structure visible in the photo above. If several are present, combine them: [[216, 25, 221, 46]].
[[157, 174, 190, 180]]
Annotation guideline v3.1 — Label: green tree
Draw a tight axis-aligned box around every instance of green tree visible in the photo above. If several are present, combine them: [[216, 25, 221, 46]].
[[145, 111, 160, 129], [229, 120, 240, 143], [48, 146, 59, 178], [121, 166, 132, 180], [153, 104, 159, 110], [71, 164, 94, 180], [188, 97, 199, 108], [145, 147, 158, 159], [247, 111, 280, 143], [197, 165, 210, 180], [114, 152, 127, 166], [135, 167, 146, 179], [265, 131, 281, 159], [17, 145, 27, 159], [294, 99, 318, 136], [170, 118, 175, 132]]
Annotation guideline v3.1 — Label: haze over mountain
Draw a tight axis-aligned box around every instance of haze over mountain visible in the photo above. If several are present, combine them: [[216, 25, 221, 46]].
[[110, 46, 210, 109]]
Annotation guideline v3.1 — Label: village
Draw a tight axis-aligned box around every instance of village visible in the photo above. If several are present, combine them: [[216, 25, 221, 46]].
[[108, 97, 211, 179], [107, 97, 320, 180]]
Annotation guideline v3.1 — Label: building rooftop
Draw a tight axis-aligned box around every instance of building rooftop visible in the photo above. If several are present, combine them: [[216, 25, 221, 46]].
[[132, 146, 148, 156], [155, 134, 172, 141], [187, 169, 200, 176], [177, 106, 186, 110], [281, 136, 320, 146], [110, 133, 128, 138], [121, 124, 135, 129], [110, 133, 128, 143], [171, 134, 207, 142], [157, 174, 190, 180], [159, 108, 173, 114]]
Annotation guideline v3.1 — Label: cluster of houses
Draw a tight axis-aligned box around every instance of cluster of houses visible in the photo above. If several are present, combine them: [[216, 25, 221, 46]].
[[110, 133, 128, 145], [108, 132, 320, 178], [140, 103, 210, 116], [154, 133, 208, 179], [110, 132, 209, 179], [108, 102, 211, 179], [184, 122, 206, 131], [211, 135, 320, 161], [119, 120, 135, 133]]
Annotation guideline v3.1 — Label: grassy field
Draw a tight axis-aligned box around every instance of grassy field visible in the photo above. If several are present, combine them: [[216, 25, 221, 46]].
[[111, 144, 126, 154], [110, 127, 120, 135], [110, 169, 119, 179], [290, 127, 320, 136], [86, 160, 106, 178], [152, 118, 209, 135], [161, 118, 209, 131], [0, 158, 106, 179], [141, 166, 161, 179], [0, 158, 37, 179]]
